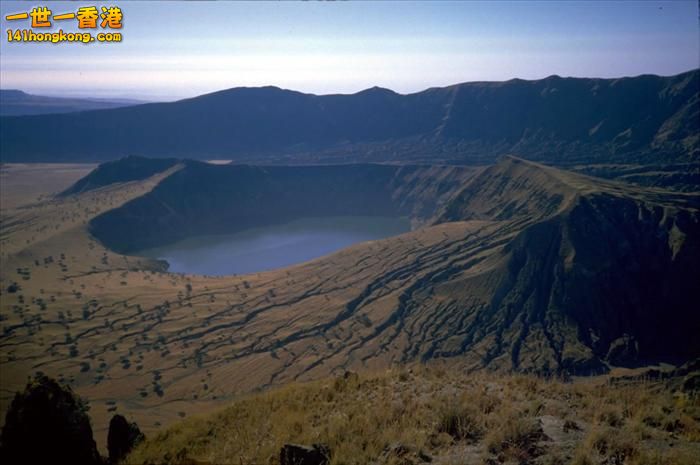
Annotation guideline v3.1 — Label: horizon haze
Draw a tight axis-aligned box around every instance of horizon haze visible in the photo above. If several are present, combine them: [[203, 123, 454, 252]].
[[1, 1, 698, 100]]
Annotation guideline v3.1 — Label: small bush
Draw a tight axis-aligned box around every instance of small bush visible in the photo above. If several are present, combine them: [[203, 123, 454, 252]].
[[436, 404, 483, 442], [486, 416, 545, 463]]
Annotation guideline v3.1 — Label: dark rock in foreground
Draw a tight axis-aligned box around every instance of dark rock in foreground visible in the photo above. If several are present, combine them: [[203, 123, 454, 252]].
[[0, 375, 102, 465], [107, 414, 144, 464], [280, 443, 331, 465]]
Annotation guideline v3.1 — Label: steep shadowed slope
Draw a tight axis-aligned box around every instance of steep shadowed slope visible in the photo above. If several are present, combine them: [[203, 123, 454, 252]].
[[427, 158, 700, 372]]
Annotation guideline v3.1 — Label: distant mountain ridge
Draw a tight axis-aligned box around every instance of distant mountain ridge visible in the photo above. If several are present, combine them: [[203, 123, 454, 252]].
[[1, 70, 697, 166], [0, 89, 146, 116]]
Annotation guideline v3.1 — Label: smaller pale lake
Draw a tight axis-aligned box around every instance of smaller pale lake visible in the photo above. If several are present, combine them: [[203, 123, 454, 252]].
[[137, 216, 411, 276]]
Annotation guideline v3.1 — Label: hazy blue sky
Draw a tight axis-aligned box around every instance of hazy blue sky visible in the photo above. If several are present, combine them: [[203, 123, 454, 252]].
[[1, 1, 698, 100]]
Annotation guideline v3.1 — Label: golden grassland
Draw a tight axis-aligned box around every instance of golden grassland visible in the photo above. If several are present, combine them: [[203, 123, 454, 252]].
[[0, 163, 96, 210], [125, 366, 700, 465]]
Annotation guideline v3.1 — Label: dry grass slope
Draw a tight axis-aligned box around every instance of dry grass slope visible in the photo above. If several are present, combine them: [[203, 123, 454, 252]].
[[125, 367, 700, 465]]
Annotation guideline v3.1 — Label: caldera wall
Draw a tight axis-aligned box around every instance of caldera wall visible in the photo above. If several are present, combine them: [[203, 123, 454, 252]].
[[88, 160, 478, 254]]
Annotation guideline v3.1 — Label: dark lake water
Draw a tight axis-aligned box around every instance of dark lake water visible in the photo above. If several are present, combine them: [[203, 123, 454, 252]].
[[137, 216, 410, 276]]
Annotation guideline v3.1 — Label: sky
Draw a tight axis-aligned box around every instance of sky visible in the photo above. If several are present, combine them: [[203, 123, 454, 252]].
[[1, 1, 698, 101]]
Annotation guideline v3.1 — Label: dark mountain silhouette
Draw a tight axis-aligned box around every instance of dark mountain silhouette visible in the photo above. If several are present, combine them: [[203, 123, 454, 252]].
[[1, 70, 697, 165], [0, 89, 145, 116]]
